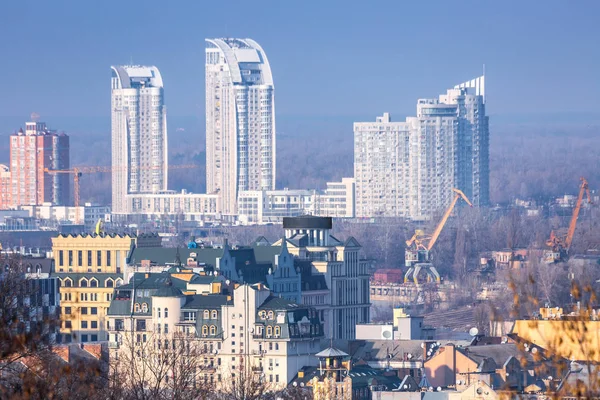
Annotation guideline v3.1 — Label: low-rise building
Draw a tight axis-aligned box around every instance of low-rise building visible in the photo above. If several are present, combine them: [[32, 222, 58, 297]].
[[106, 275, 324, 389], [51, 232, 161, 343]]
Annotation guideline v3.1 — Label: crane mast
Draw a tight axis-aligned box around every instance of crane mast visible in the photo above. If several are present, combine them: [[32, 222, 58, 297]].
[[404, 188, 472, 284], [544, 177, 591, 263]]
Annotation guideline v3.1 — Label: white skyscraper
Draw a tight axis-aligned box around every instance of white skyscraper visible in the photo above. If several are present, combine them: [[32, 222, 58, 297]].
[[354, 76, 489, 220], [110, 66, 168, 214], [205, 38, 275, 215]]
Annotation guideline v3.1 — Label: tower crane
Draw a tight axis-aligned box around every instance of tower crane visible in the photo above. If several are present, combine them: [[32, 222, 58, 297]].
[[544, 177, 591, 263], [404, 188, 473, 284], [44, 164, 198, 224]]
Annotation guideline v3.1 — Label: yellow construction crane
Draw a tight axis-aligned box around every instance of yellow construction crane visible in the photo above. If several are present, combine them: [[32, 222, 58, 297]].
[[544, 177, 592, 263], [44, 164, 198, 224], [404, 188, 473, 284]]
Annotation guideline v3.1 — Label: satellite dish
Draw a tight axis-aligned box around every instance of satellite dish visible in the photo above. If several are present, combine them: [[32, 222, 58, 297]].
[[469, 327, 479, 337], [437, 387, 442, 392], [532, 347, 538, 354], [226, 279, 230, 285], [548, 376, 553, 381], [420, 342, 426, 349], [293, 382, 297, 387]]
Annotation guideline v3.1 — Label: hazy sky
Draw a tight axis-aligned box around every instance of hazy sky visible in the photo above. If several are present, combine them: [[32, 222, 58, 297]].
[[1, 0, 599, 121]]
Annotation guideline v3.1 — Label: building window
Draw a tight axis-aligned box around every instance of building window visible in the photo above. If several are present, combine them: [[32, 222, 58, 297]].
[[274, 326, 281, 337], [81, 307, 88, 315], [91, 321, 98, 329], [158, 308, 161, 318], [141, 303, 148, 313], [81, 321, 88, 329], [164, 308, 168, 318], [64, 307, 72, 315], [78, 251, 82, 267], [91, 334, 97, 341], [202, 325, 208, 336], [65, 321, 72, 329], [81, 335, 88, 343], [80, 279, 88, 288], [64, 278, 72, 287], [203, 310, 209, 319], [164, 324, 168, 334], [91, 307, 97, 315], [106, 279, 114, 288], [211, 310, 218, 319], [59, 250, 64, 266], [90, 279, 98, 288], [87, 251, 92, 266], [68, 251, 73, 266], [210, 325, 216, 335], [266, 326, 272, 337], [106, 251, 111, 266], [97, 251, 102, 266]]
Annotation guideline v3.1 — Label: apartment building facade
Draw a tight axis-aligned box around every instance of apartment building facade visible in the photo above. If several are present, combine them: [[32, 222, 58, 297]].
[[107, 277, 323, 389], [9, 121, 70, 207], [51, 233, 161, 342], [111, 65, 168, 214], [354, 77, 489, 220], [205, 38, 276, 215]]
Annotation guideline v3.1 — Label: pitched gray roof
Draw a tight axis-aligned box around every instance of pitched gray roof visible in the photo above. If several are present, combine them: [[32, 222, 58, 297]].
[[315, 347, 348, 358]]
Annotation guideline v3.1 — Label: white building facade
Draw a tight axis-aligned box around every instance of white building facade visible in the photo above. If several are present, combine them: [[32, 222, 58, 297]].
[[111, 66, 168, 215], [354, 77, 489, 220], [205, 38, 276, 216]]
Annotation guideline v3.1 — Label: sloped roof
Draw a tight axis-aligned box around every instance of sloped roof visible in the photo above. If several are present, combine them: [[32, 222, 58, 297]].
[[182, 294, 231, 309], [316, 347, 348, 358], [259, 295, 301, 310]]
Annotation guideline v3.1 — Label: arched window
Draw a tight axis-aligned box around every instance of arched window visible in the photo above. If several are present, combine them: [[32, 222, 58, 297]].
[[26, 264, 32, 273], [106, 279, 114, 288], [164, 308, 168, 318], [203, 310, 210, 319], [274, 326, 281, 337], [134, 303, 141, 313], [211, 310, 218, 319], [80, 278, 88, 288], [268, 311, 274, 320], [90, 278, 98, 288], [202, 325, 208, 336], [266, 326, 273, 336], [142, 303, 148, 313], [209, 325, 216, 335]]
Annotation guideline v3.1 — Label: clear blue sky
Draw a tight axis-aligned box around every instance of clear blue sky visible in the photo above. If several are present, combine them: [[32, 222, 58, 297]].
[[1, 0, 599, 121]]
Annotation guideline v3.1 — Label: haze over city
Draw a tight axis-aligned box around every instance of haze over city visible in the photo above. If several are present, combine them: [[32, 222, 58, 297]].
[[1, 1, 600, 399]]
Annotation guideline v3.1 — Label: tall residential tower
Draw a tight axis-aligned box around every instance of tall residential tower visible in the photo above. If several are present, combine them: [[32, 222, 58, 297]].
[[9, 121, 70, 207], [110, 66, 168, 214], [354, 76, 489, 220], [205, 38, 276, 215]]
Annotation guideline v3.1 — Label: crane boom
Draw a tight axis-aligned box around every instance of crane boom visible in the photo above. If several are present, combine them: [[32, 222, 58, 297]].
[[565, 177, 591, 250], [427, 188, 473, 251], [44, 164, 199, 224]]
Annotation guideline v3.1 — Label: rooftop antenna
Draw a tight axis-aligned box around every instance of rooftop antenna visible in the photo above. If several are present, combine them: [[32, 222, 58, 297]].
[[129, 55, 134, 66]]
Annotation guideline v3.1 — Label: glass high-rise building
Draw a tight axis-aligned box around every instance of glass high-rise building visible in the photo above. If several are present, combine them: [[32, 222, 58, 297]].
[[205, 38, 275, 215], [110, 66, 167, 214]]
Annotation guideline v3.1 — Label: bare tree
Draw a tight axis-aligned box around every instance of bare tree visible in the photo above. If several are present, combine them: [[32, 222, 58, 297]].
[[216, 361, 274, 400], [109, 329, 214, 400]]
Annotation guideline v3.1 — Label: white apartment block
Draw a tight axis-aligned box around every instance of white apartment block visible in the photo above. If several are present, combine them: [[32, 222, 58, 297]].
[[315, 177, 355, 218], [237, 178, 355, 224], [125, 191, 220, 221], [107, 276, 323, 389], [354, 77, 489, 220], [238, 189, 315, 224], [111, 66, 168, 215], [205, 38, 276, 216], [20, 203, 111, 228]]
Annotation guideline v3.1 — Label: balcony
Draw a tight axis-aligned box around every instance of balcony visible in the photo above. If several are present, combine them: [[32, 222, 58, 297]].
[[251, 366, 263, 373], [108, 341, 120, 349]]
